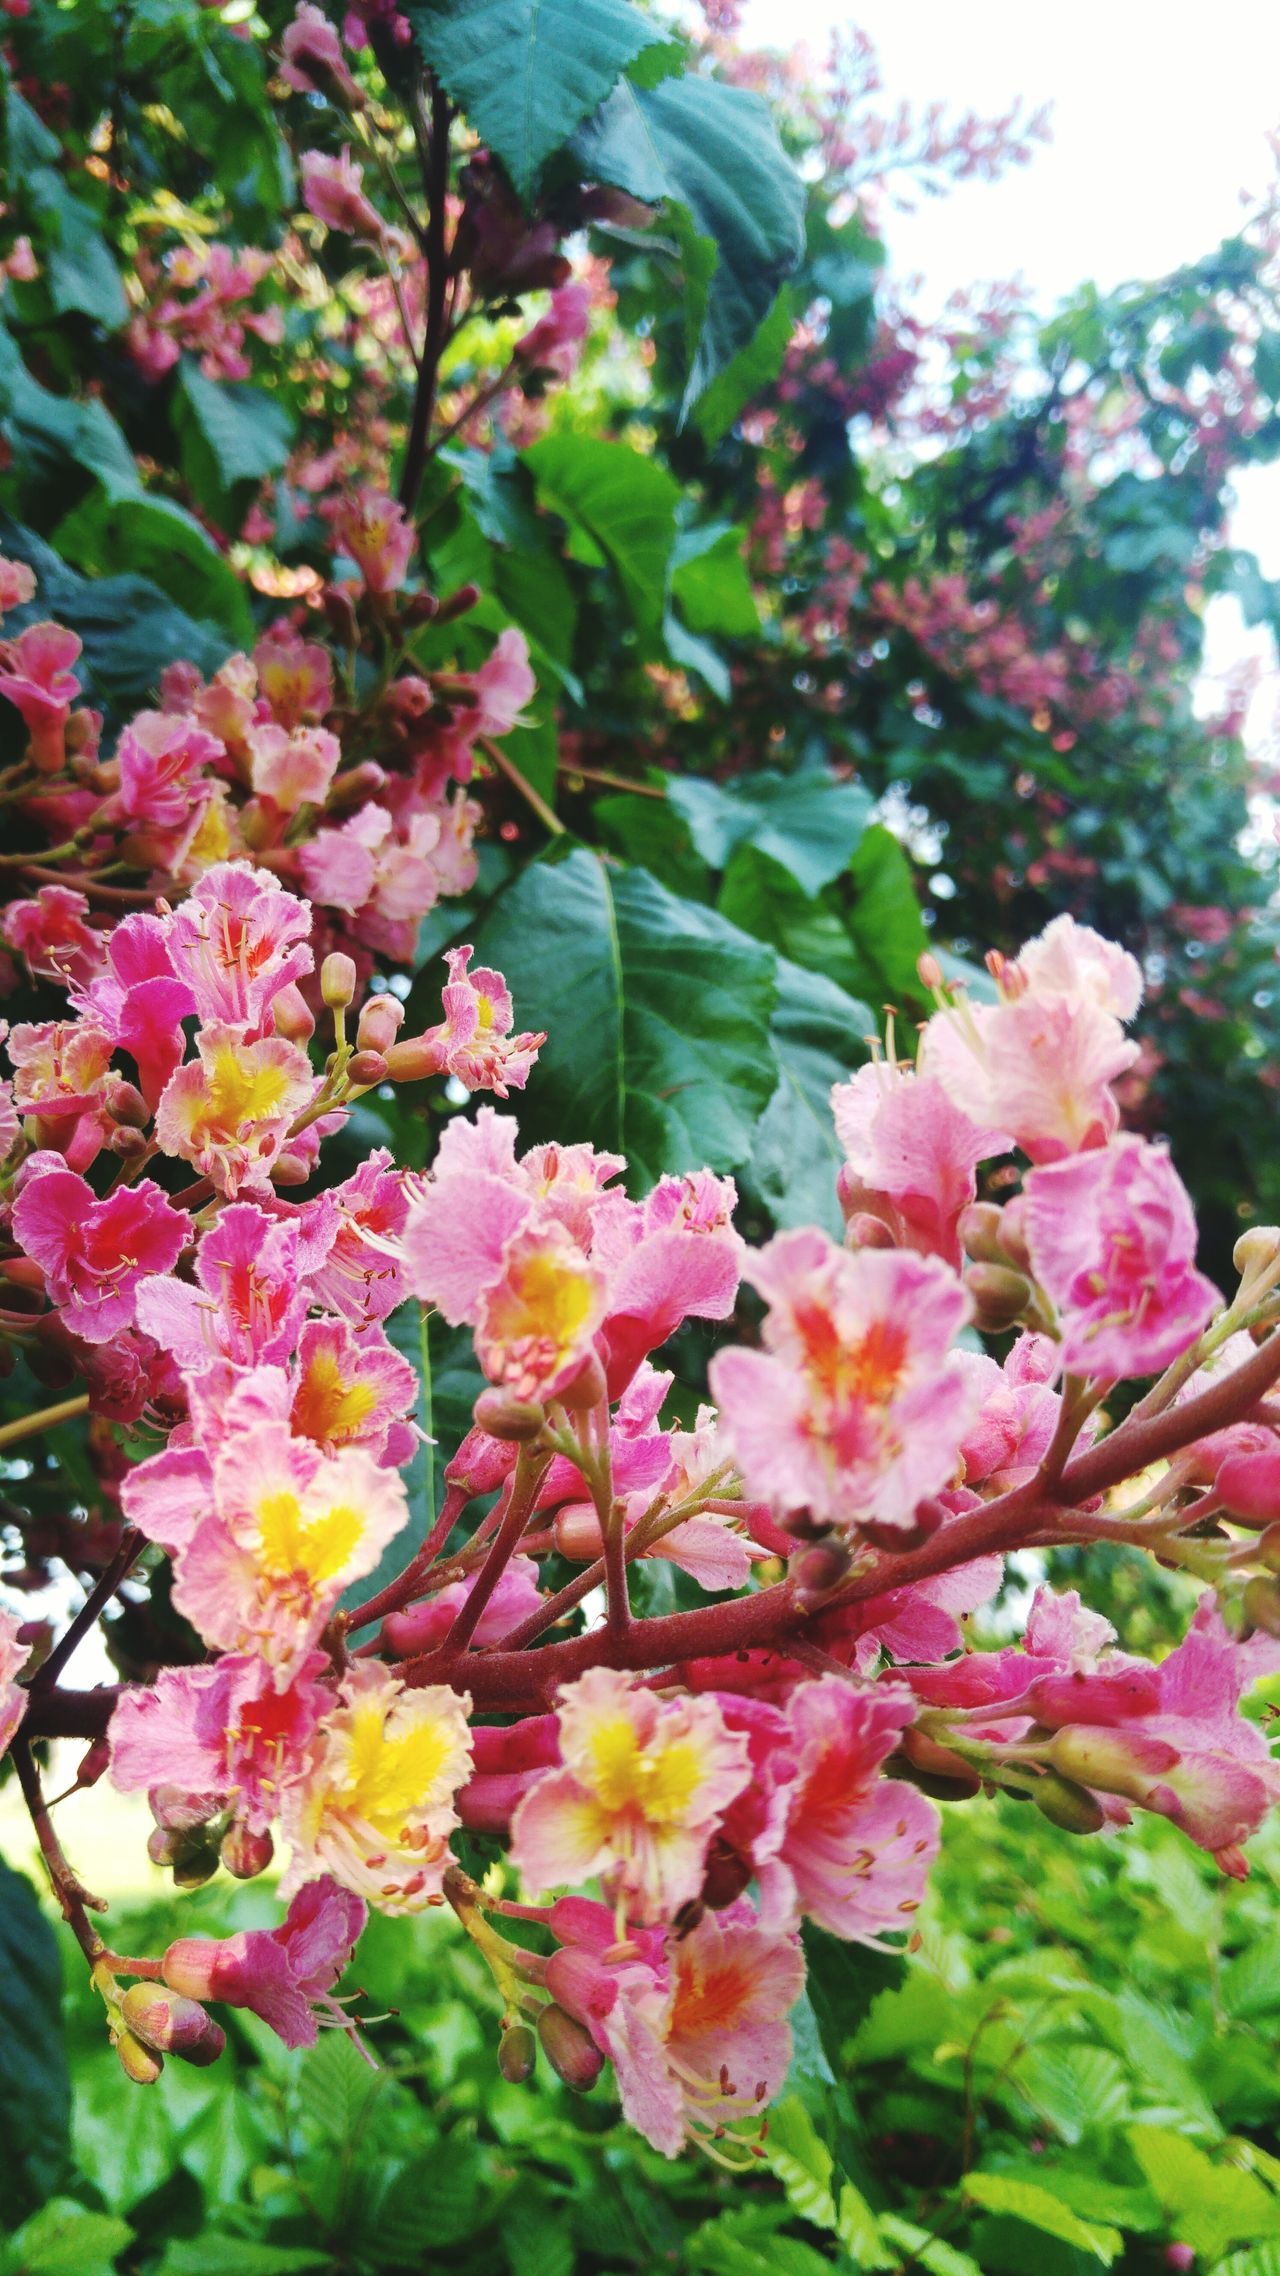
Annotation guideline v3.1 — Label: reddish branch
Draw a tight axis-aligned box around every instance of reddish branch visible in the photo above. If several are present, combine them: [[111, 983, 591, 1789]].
[[27, 1324, 1280, 1737]]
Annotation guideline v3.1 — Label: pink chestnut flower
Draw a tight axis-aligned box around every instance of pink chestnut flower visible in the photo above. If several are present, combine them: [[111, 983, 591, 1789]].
[[280, 2, 363, 101], [301, 148, 383, 241], [12, 1163, 192, 1343], [0, 1608, 32, 1764], [0, 620, 83, 770], [0, 554, 36, 613], [708, 1228, 978, 1536], [331, 489, 415, 595], [1025, 1133, 1219, 1381], [832, 1058, 1010, 1269], [162, 1878, 367, 2048]]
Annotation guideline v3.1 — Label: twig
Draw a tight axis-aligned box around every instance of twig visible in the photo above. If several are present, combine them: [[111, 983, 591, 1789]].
[[35, 1526, 143, 1692], [10, 1736, 107, 1966], [397, 78, 453, 519]]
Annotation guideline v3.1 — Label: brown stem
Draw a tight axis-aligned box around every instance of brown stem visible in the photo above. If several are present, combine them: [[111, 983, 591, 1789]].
[[0, 1392, 90, 1450], [10, 1736, 107, 1966], [397, 79, 453, 520], [35, 1527, 143, 1692], [479, 735, 564, 837], [430, 1446, 552, 1665], [341, 1482, 470, 1635]]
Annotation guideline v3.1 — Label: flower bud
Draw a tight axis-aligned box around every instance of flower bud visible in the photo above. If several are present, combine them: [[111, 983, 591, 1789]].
[[1045, 1725, 1178, 1803], [320, 583, 360, 645], [272, 1152, 313, 1186], [544, 1947, 617, 2026], [553, 1502, 603, 1561], [964, 1261, 1032, 1333], [498, 2022, 537, 2083], [107, 1125, 150, 1160], [700, 1837, 753, 1911], [473, 1388, 547, 1442], [1234, 1225, 1280, 1278], [995, 1193, 1032, 1272], [897, 1725, 981, 1797], [917, 951, 944, 991], [150, 1784, 221, 1834], [434, 581, 481, 625], [383, 1034, 444, 1083], [1028, 1769, 1107, 1834], [220, 1821, 274, 1880], [536, 2002, 604, 2092], [844, 1210, 896, 1253], [120, 1982, 225, 2066], [558, 1352, 607, 1413], [789, 1537, 851, 1605], [321, 952, 358, 1011], [356, 993, 406, 1055], [860, 1496, 947, 1553], [103, 1075, 150, 1129], [161, 1936, 222, 2003], [957, 1202, 1005, 1265], [272, 981, 316, 1045], [1259, 1523, 1280, 1574], [347, 1049, 389, 1087], [115, 2028, 164, 2085], [1242, 1576, 1280, 1640]]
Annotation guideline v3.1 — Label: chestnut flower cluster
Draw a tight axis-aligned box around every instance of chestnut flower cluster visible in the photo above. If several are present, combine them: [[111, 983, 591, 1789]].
[[0, 539, 534, 982], [5, 903, 1280, 2168]]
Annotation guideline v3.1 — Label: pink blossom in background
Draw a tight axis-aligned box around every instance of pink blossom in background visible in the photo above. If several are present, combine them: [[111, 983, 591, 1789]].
[[0, 554, 36, 613], [1025, 1134, 1219, 1380], [280, 2, 362, 101], [301, 148, 383, 241], [332, 489, 415, 593], [832, 1058, 1010, 1265]]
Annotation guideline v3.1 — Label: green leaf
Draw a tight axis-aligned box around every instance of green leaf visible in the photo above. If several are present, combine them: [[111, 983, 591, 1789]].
[[149, 2243, 331, 2276], [0, 521, 232, 716], [718, 845, 868, 999], [469, 846, 777, 1182], [52, 490, 254, 647], [406, 0, 665, 196], [524, 434, 679, 637], [24, 167, 127, 330], [0, 1863, 71, 2226], [670, 522, 760, 638], [174, 363, 295, 524], [764, 2096, 892, 2269], [692, 284, 795, 447], [1221, 1928, 1280, 2020], [878, 2215, 984, 2276], [572, 72, 805, 407], [845, 824, 930, 1004], [1126, 2126, 1280, 2261], [962, 2172, 1123, 2263], [502, 2192, 575, 2276], [801, 1919, 905, 2071], [2, 2198, 132, 2276], [668, 766, 871, 894], [749, 958, 872, 1236], [1216, 2249, 1280, 2276], [296, 2029, 386, 2144]]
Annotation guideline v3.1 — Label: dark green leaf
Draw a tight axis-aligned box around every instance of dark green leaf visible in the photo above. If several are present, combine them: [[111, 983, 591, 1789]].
[[174, 363, 295, 524], [670, 522, 760, 638], [749, 959, 871, 1235], [470, 846, 777, 1182], [572, 72, 805, 408], [524, 434, 680, 637], [0, 1862, 70, 2225], [668, 766, 871, 893], [406, 0, 665, 196]]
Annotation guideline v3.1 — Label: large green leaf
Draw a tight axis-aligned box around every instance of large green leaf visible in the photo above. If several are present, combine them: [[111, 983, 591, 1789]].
[[1126, 2126, 1280, 2262], [0, 1862, 70, 2225], [0, 521, 232, 713], [406, 0, 664, 197], [174, 363, 295, 524], [572, 72, 805, 407], [23, 166, 127, 330], [1, 2197, 133, 2276], [469, 846, 777, 1183], [845, 823, 932, 1006], [53, 490, 254, 647], [668, 766, 871, 894], [748, 958, 871, 1236], [523, 434, 679, 638], [670, 523, 760, 639]]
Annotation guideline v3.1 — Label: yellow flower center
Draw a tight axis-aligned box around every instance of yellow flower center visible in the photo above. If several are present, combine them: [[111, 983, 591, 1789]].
[[293, 1345, 379, 1445], [587, 1716, 705, 1826], [341, 1699, 459, 1833], [205, 1046, 292, 1130], [254, 1486, 363, 1588]]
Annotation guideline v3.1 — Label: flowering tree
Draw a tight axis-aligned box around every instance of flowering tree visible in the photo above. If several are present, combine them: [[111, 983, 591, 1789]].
[[3, 0, 1280, 2258]]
